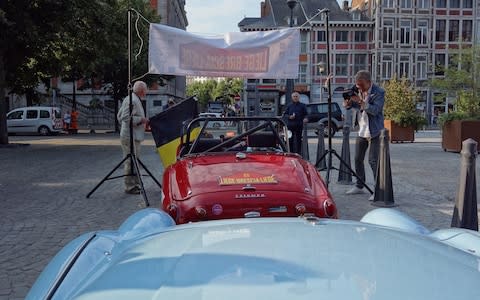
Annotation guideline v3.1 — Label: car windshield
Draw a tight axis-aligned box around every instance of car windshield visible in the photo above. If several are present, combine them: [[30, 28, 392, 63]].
[[182, 117, 289, 155]]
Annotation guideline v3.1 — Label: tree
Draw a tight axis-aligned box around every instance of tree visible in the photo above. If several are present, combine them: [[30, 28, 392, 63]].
[[430, 46, 480, 125], [383, 75, 426, 130], [186, 78, 243, 108]]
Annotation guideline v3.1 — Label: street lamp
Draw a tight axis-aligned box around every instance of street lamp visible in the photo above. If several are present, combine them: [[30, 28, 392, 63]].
[[316, 62, 326, 102], [285, 0, 297, 107]]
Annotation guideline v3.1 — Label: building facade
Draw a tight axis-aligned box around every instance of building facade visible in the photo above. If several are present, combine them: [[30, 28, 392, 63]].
[[239, 0, 479, 124]]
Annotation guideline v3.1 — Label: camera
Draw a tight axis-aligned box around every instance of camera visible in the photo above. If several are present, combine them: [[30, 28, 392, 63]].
[[342, 85, 359, 99]]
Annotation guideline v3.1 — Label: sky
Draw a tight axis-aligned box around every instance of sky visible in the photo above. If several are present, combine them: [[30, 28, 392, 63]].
[[185, 0, 344, 35], [185, 0, 261, 34]]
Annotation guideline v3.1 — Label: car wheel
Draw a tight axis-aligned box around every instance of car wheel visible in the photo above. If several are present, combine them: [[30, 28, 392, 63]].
[[323, 122, 337, 137], [38, 126, 50, 136]]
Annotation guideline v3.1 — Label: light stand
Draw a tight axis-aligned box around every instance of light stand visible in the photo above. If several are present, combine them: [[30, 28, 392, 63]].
[[284, 0, 297, 106], [86, 9, 162, 205], [314, 8, 373, 194]]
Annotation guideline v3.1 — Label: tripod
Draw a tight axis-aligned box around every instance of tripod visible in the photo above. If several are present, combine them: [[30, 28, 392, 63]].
[[86, 9, 162, 206], [314, 9, 373, 195]]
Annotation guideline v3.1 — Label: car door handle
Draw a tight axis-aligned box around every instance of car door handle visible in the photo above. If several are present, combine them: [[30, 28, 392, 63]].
[[242, 185, 256, 191]]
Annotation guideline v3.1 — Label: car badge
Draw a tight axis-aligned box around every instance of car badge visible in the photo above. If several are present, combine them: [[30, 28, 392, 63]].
[[235, 193, 266, 199], [212, 204, 223, 215]]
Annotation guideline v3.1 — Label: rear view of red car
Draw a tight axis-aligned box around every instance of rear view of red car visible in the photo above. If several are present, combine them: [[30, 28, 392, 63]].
[[162, 117, 337, 224]]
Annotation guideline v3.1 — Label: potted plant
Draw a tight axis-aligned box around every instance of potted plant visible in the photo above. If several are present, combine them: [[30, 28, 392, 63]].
[[383, 75, 427, 143], [431, 46, 480, 152]]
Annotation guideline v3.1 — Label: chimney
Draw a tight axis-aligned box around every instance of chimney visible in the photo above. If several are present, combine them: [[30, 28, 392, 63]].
[[261, 1, 271, 17], [343, 0, 350, 11]]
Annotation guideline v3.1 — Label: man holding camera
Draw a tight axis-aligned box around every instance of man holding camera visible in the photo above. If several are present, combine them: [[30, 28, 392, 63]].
[[344, 70, 385, 200]]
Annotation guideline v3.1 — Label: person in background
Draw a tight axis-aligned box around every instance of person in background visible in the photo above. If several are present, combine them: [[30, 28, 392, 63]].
[[163, 98, 175, 111], [283, 92, 308, 154], [63, 111, 71, 133], [344, 70, 385, 201], [117, 81, 149, 195]]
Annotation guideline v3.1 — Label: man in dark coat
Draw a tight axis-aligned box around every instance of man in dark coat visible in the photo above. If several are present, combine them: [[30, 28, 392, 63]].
[[283, 92, 308, 154]]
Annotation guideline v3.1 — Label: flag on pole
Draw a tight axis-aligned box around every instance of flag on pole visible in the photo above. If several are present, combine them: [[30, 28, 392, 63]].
[[149, 96, 199, 168]]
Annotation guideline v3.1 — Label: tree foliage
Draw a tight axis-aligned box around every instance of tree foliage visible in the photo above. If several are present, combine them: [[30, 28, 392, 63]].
[[383, 75, 426, 130], [186, 78, 243, 107], [431, 46, 480, 125], [0, 0, 160, 143]]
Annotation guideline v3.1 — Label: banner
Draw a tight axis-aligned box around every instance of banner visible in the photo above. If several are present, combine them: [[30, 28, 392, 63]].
[[148, 24, 300, 78], [149, 96, 200, 168]]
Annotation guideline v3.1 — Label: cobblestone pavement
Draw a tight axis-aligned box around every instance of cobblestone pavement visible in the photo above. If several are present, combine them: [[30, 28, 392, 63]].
[[0, 131, 479, 299]]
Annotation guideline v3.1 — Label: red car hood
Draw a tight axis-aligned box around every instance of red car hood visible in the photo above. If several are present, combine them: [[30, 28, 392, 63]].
[[168, 153, 315, 200]]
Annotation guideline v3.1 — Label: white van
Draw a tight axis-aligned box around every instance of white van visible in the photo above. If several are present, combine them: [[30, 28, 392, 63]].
[[7, 106, 63, 135]]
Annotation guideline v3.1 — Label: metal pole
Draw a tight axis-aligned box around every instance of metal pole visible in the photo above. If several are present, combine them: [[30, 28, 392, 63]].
[[285, 4, 296, 107]]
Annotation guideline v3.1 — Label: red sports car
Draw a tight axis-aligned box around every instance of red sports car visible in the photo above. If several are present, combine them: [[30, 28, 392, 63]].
[[162, 117, 337, 224]]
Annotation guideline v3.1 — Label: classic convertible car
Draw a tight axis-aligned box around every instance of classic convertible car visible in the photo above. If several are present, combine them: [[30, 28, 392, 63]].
[[162, 117, 337, 224], [27, 208, 480, 299]]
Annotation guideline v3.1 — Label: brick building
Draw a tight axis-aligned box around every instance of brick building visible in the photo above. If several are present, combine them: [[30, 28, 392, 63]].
[[239, 0, 479, 124]]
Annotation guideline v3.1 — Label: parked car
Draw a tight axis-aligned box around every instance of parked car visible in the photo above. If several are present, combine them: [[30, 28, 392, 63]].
[[27, 208, 480, 300], [198, 112, 224, 128], [163, 116, 337, 224], [305, 102, 343, 137], [7, 106, 63, 135]]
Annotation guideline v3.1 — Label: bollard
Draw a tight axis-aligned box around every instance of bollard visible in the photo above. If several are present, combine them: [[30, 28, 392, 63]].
[[372, 129, 396, 207], [451, 138, 478, 231], [337, 125, 353, 184], [316, 122, 326, 170], [301, 125, 310, 161]]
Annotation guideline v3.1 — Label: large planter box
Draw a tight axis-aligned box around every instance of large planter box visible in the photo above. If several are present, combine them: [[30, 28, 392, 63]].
[[384, 120, 414, 143], [442, 120, 480, 152]]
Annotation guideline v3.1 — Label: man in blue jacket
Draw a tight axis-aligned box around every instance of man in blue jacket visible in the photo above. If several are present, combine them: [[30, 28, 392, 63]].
[[283, 92, 308, 154], [344, 70, 385, 201]]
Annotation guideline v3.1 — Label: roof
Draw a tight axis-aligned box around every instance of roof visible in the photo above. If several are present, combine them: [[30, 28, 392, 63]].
[[42, 214, 480, 300], [238, 0, 371, 31]]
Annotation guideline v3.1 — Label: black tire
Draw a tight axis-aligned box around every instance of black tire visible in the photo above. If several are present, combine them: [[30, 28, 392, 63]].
[[38, 126, 50, 136], [322, 122, 337, 137]]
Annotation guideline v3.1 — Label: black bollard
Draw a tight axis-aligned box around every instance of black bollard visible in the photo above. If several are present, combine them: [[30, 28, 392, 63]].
[[372, 129, 396, 207], [451, 138, 478, 231], [302, 125, 310, 161], [337, 125, 353, 184], [316, 123, 326, 170]]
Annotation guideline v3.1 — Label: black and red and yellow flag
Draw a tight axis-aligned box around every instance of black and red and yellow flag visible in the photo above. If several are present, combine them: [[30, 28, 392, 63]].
[[149, 96, 199, 168]]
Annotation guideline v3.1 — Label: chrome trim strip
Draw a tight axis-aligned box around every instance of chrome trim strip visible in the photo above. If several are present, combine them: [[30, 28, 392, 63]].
[[45, 232, 97, 300]]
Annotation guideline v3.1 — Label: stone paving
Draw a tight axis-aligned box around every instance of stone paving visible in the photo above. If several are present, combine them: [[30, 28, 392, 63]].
[[0, 131, 479, 299]]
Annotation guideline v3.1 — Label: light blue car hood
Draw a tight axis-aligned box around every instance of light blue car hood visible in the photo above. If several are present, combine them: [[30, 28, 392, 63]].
[[52, 217, 480, 300]]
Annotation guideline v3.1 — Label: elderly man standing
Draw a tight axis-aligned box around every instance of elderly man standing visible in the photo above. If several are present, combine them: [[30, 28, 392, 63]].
[[283, 92, 308, 154], [344, 70, 385, 201], [117, 81, 149, 194]]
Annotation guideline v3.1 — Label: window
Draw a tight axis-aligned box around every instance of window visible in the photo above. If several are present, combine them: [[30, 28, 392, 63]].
[[354, 31, 367, 42], [382, 54, 393, 79], [26, 110, 38, 119], [336, 31, 348, 42], [436, 20, 446, 41], [436, 0, 446, 7], [383, 20, 394, 44], [384, 0, 395, 7], [354, 54, 368, 75], [7, 111, 23, 120], [400, 0, 412, 8], [462, 20, 472, 41], [463, 0, 473, 8], [296, 64, 307, 83], [417, 55, 428, 79], [352, 11, 361, 21], [418, 20, 428, 45], [153, 100, 162, 107], [39, 110, 50, 118], [317, 31, 326, 42], [262, 79, 276, 84], [450, 0, 460, 7], [448, 54, 458, 70], [300, 31, 307, 53], [400, 20, 411, 44], [335, 54, 348, 76], [449, 20, 459, 42], [399, 56, 410, 77], [435, 53, 446, 75], [316, 54, 327, 75], [418, 0, 430, 8]]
